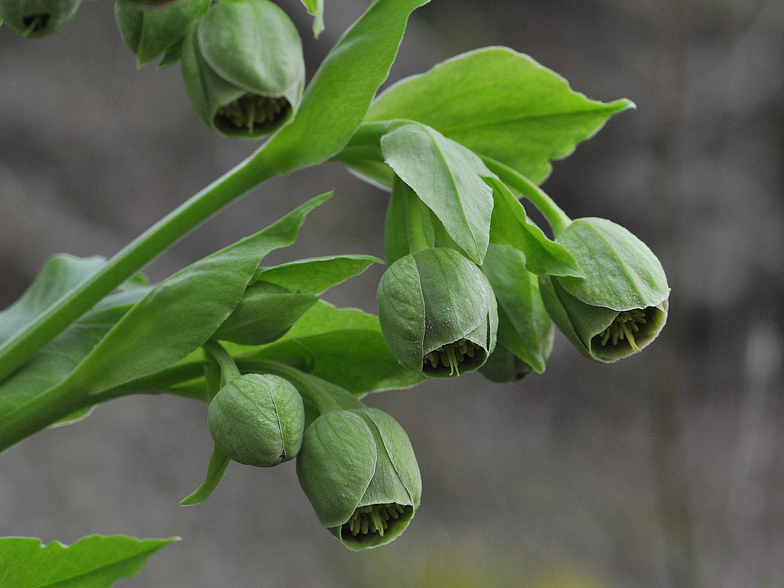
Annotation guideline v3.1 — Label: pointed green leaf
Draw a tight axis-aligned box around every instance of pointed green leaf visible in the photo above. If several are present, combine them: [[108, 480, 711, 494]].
[[486, 177, 582, 277], [0, 535, 177, 588], [381, 123, 493, 264], [253, 254, 380, 294], [180, 445, 230, 505], [299, 0, 324, 37], [69, 194, 329, 395], [482, 244, 553, 373], [367, 47, 633, 184], [255, 0, 431, 176], [0, 255, 104, 346]]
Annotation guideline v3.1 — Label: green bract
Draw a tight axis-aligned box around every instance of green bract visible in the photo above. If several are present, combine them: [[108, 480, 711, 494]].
[[212, 280, 318, 345], [539, 217, 669, 362], [208, 373, 305, 467], [181, 0, 305, 138], [115, 0, 209, 67], [296, 408, 421, 551], [377, 247, 497, 378], [0, 0, 81, 37]]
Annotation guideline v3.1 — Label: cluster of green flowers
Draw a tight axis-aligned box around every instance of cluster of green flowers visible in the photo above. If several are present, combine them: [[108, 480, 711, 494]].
[[202, 336, 421, 551], [1, 0, 670, 553]]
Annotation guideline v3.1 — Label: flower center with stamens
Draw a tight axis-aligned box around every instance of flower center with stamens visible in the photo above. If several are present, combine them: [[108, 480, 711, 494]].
[[23, 14, 50, 34], [345, 503, 406, 539], [423, 338, 477, 376], [598, 309, 648, 352], [217, 95, 289, 132]]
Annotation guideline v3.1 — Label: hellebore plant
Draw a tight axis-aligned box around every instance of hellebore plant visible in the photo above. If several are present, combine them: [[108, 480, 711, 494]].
[[0, 0, 669, 582]]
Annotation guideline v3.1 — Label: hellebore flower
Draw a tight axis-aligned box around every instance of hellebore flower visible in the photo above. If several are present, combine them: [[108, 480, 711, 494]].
[[208, 373, 305, 467], [296, 408, 421, 550], [377, 247, 497, 378], [181, 0, 304, 138], [0, 0, 81, 37], [539, 217, 669, 362]]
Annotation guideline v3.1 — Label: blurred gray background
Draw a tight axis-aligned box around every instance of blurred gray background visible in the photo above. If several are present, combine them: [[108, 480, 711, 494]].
[[1, 0, 783, 586]]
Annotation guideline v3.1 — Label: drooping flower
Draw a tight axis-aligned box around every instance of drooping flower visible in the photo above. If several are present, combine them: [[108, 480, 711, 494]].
[[296, 408, 421, 550], [377, 247, 497, 378]]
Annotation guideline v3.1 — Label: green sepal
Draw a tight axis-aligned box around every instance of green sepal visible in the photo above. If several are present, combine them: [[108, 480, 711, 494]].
[[115, 0, 208, 67], [0, 0, 81, 37], [181, 0, 304, 138], [296, 407, 421, 551], [555, 217, 669, 311], [377, 247, 497, 378], [539, 274, 668, 363]]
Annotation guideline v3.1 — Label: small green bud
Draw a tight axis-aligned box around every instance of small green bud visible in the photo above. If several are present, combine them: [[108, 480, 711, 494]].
[[377, 247, 497, 378], [540, 217, 669, 362], [296, 408, 421, 550], [208, 373, 305, 467], [0, 0, 81, 37], [115, 0, 208, 67], [213, 280, 318, 345], [181, 0, 304, 138]]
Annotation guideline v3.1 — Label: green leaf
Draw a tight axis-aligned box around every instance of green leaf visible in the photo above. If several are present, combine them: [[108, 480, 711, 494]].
[[254, 0, 431, 176], [299, 0, 324, 37], [380, 123, 494, 265], [0, 535, 177, 588], [0, 255, 104, 346], [366, 47, 634, 184], [253, 254, 380, 294], [485, 177, 582, 277], [481, 244, 553, 373], [68, 193, 330, 395], [180, 445, 230, 505], [0, 294, 141, 422], [246, 302, 424, 394]]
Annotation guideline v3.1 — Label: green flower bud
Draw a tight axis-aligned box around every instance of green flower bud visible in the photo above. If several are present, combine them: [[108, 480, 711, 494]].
[[212, 280, 318, 345], [0, 0, 81, 37], [181, 0, 304, 138], [115, 0, 208, 67], [539, 217, 669, 362], [208, 373, 305, 467], [377, 247, 497, 378], [296, 408, 421, 551]]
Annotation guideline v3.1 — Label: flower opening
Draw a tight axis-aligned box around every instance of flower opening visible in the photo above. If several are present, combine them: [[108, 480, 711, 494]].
[[343, 503, 408, 541], [216, 95, 290, 133], [422, 338, 479, 376]]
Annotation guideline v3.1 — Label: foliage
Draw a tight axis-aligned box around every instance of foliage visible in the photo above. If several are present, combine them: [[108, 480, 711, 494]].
[[0, 0, 667, 583]]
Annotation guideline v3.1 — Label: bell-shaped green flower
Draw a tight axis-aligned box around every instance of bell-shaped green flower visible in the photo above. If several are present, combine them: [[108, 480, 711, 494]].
[[377, 247, 497, 378], [181, 0, 304, 138], [296, 408, 421, 551], [208, 373, 305, 467], [212, 280, 318, 345], [539, 217, 669, 362], [115, 0, 209, 67], [0, 0, 81, 37]]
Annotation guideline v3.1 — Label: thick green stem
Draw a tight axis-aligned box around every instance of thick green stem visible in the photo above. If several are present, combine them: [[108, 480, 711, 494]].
[[480, 156, 571, 237], [202, 340, 241, 387], [0, 154, 278, 384]]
